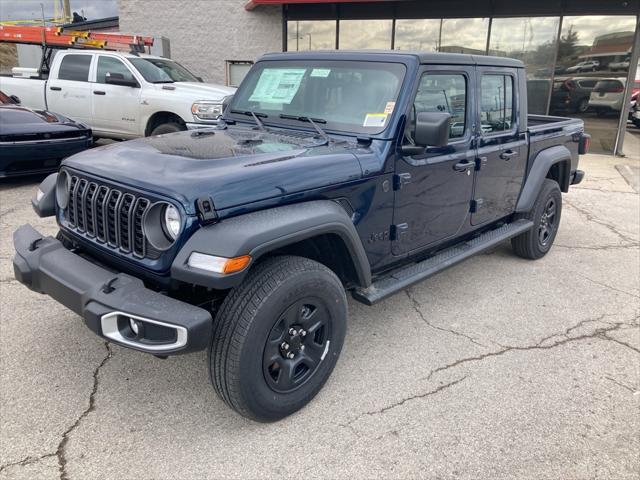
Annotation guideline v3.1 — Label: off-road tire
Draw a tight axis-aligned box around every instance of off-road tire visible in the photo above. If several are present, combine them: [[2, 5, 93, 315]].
[[511, 179, 562, 260], [150, 122, 185, 136], [209, 255, 347, 422]]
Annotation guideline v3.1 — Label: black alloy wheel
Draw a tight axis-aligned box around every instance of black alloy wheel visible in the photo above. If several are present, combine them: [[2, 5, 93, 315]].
[[537, 197, 558, 248], [263, 299, 331, 393]]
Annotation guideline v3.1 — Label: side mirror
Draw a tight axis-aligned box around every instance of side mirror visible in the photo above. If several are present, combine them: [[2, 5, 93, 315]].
[[105, 72, 139, 88], [9, 94, 21, 104], [414, 111, 451, 147]]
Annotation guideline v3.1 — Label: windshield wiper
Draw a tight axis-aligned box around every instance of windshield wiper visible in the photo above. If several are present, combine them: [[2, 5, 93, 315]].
[[279, 114, 330, 144], [230, 109, 268, 131]]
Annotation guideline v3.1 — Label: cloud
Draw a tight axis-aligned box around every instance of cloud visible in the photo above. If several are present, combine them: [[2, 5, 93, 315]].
[[0, 0, 118, 22]]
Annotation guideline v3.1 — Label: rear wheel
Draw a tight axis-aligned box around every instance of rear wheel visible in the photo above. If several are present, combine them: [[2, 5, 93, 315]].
[[576, 98, 589, 113], [511, 179, 562, 260], [150, 122, 186, 136], [209, 256, 347, 422]]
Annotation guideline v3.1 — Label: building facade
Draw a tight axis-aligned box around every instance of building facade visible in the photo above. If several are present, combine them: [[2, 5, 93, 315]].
[[117, 0, 640, 155]]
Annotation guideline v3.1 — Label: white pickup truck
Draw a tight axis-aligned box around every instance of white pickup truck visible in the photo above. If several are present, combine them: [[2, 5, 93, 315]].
[[0, 50, 236, 139]]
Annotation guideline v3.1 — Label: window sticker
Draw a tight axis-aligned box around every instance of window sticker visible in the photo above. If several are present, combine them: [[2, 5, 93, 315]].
[[384, 101, 396, 115], [310, 68, 331, 78], [363, 113, 388, 128], [248, 68, 306, 104]]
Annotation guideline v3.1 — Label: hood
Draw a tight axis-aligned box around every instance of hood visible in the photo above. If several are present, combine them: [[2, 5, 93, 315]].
[[0, 105, 89, 138], [63, 127, 363, 214], [161, 81, 236, 100]]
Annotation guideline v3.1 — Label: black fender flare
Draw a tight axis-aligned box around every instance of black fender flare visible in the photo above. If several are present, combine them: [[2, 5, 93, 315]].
[[515, 145, 571, 213], [171, 200, 372, 290]]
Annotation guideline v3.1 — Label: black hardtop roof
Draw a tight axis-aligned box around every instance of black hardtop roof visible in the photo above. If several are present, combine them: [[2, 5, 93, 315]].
[[261, 50, 524, 68]]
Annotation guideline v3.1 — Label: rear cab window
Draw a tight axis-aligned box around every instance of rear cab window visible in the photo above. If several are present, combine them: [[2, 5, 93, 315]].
[[480, 74, 514, 135], [57, 54, 92, 82]]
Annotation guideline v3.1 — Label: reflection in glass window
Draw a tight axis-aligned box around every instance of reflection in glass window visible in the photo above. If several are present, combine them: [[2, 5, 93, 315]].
[[488, 17, 560, 115], [554, 16, 636, 154], [439, 18, 489, 54], [480, 75, 514, 134], [96, 56, 136, 84], [394, 19, 441, 51], [414, 74, 467, 138], [339, 20, 392, 50], [287, 21, 336, 51]]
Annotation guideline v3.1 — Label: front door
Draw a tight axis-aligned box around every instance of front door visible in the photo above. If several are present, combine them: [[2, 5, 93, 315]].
[[392, 67, 476, 256], [472, 68, 527, 225], [91, 55, 141, 137]]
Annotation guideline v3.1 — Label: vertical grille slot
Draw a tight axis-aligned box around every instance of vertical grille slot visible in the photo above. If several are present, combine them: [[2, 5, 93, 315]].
[[95, 186, 110, 242], [106, 190, 122, 247], [67, 176, 79, 226], [132, 198, 150, 258], [75, 179, 88, 232], [85, 182, 98, 237], [118, 193, 135, 252]]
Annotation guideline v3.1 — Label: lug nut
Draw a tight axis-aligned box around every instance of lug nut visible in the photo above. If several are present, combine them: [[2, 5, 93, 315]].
[[287, 352, 295, 359], [300, 330, 307, 337], [300, 345, 305, 351], [289, 328, 297, 336], [281, 342, 289, 350]]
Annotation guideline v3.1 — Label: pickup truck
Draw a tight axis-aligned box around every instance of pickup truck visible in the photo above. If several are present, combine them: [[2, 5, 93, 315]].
[[14, 51, 588, 422], [0, 50, 236, 139]]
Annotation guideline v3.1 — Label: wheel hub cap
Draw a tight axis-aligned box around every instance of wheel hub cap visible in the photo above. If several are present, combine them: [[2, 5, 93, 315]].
[[280, 326, 307, 358]]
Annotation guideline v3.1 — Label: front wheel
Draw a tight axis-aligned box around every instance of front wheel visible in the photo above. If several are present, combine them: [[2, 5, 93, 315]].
[[209, 256, 347, 422], [150, 122, 186, 136], [511, 179, 562, 260]]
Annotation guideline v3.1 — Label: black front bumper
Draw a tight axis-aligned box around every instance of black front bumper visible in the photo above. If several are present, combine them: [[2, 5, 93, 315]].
[[13, 224, 212, 355]]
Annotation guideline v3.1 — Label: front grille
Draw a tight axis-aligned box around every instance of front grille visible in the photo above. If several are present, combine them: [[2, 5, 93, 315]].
[[62, 172, 156, 259]]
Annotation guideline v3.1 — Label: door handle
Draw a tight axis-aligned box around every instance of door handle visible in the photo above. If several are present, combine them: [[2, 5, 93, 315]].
[[93, 91, 106, 95], [500, 150, 518, 160], [49, 86, 62, 91], [453, 160, 475, 172]]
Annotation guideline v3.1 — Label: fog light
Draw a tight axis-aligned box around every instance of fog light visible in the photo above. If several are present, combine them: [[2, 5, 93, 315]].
[[187, 252, 251, 274], [129, 318, 142, 336]]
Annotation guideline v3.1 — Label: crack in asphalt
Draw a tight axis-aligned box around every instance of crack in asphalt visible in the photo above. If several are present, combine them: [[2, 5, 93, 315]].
[[1, 342, 114, 478], [405, 289, 487, 347], [343, 376, 468, 429], [422, 316, 640, 384], [575, 273, 640, 299], [564, 198, 637, 244], [56, 342, 113, 480], [554, 243, 639, 251], [604, 376, 638, 393], [0, 206, 18, 219], [0, 453, 56, 474]]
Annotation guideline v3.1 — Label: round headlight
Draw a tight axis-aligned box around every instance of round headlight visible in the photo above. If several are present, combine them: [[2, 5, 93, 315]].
[[56, 170, 70, 209], [163, 204, 181, 240]]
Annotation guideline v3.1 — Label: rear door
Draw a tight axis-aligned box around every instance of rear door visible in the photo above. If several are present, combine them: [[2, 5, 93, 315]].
[[393, 66, 476, 256], [46, 53, 93, 124], [472, 68, 527, 226], [91, 55, 141, 137]]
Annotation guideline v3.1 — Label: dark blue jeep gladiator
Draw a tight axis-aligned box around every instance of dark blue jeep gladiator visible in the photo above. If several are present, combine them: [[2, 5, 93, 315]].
[[13, 51, 588, 421]]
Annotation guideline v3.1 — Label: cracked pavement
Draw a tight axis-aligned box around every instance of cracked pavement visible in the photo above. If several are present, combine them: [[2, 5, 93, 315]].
[[1, 153, 639, 479]]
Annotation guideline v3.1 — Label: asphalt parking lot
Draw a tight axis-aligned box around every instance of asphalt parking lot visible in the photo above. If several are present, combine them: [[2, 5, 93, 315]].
[[1, 153, 638, 480]]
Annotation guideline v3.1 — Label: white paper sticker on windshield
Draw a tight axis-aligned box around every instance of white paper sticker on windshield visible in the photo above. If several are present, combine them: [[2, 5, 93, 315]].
[[248, 68, 306, 105], [384, 101, 396, 115], [363, 113, 388, 128], [310, 68, 331, 78]]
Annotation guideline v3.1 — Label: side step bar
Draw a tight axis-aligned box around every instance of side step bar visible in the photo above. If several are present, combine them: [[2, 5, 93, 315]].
[[352, 219, 534, 305]]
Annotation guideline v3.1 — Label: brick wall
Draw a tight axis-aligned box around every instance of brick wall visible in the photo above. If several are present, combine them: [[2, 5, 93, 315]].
[[117, 0, 282, 85]]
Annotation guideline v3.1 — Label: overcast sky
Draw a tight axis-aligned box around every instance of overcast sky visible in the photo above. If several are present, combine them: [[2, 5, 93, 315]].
[[0, 0, 118, 22]]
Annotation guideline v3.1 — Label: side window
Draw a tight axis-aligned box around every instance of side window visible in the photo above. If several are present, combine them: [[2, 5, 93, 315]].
[[480, 74, 514, 134], [414, 73, 467, 139], [96, 56, 136, 84], [58, 55, 92, 82]]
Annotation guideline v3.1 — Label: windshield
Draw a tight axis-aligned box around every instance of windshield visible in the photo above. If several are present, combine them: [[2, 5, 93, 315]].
[[129, 57, 199, 83], [228, 60, 407, 135]]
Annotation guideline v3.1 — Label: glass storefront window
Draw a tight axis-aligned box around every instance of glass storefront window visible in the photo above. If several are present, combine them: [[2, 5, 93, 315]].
[[439, 18, 489, 54], [489, 17, 561, 115], [554, 16, 637, 153], [394, 19, 441, 51], [287, 21, 336, 51], [339, 20, 392, 50]]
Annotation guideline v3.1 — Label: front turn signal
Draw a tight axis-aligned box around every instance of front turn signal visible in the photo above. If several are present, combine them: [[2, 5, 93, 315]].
[[187, 252, 251, 274]]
